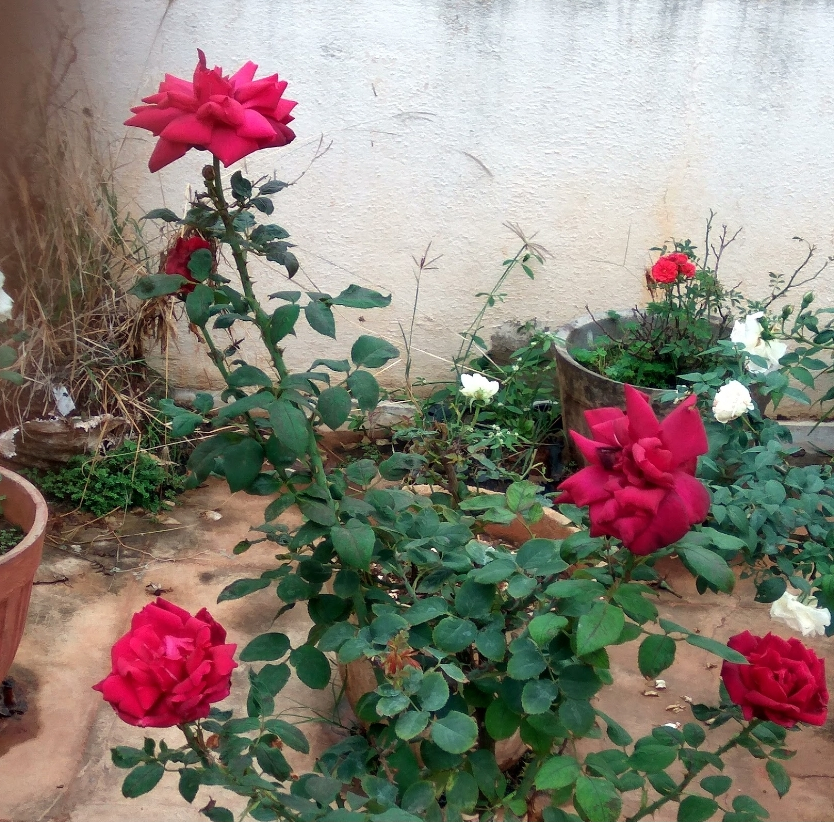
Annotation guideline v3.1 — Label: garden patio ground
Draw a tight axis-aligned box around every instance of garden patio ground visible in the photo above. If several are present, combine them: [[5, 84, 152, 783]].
[[1, 478, 834, 822]]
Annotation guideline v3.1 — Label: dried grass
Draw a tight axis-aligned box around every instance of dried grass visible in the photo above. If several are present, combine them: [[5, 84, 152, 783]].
[[0, 37, 175, 432]]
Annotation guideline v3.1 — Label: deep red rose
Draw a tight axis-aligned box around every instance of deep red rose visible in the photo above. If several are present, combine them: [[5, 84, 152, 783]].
[[650, 253, 697, 283], [164, 235, 212, 295], [93, 598, 237, 728], [126, 50, 296, 172], [721, 631, 828, 727], [556, 385, 710, 555]]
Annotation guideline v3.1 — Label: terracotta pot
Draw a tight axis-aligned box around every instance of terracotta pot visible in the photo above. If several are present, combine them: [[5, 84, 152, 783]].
[[0, 466, 48, 682]]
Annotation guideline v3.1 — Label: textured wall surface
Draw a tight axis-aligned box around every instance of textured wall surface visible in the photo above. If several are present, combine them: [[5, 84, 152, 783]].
[[70, 0, 834, 388]]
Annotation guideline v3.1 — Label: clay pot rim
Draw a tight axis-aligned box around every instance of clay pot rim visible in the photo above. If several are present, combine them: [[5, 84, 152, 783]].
[[0, 465, 49, 567]]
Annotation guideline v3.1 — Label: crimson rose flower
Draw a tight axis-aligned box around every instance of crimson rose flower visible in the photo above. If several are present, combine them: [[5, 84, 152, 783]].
[[556, 385, 710, 555], [164, 235, 212, 295], [126, 50, 296, 172], [93, 598, 237, 727], [721, 631, 828, 727], [650, 252, 696, 283]]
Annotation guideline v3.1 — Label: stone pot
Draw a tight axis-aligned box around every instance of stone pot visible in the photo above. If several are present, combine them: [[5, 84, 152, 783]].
[[0, 466, 48, 683], [553, 310, 677, 464]]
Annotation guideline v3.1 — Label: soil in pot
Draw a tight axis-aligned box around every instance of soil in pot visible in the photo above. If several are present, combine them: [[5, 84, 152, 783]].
[[0, 518, 24, 556]]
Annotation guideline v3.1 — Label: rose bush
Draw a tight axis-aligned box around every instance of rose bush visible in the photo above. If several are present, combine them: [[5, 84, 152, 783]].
[[93, 598, 237, 727], [125, 50, 296, 172], [556, 384, 710, 554], [721, 631, 828, 728], [163, 235, 213, 295]]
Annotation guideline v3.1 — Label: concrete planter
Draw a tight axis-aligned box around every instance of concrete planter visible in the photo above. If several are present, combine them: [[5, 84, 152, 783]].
[[0, 466, 48, 684], [553, 310, 676, 464]]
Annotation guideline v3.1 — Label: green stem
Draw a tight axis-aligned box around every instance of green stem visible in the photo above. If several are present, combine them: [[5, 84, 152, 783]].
[[208, 156, 288, 381], [178, 722, 213, 767], [625, 719, 764, 822]]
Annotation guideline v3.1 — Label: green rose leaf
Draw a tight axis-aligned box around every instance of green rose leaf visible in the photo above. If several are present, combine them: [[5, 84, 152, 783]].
[[289, 644, 331, 689], [220, 436, 264, 493], [396, 710, 430, 740], [529, 613, 568, 647], [418, 671, 450, 712], [269, 400, 309, 457], [228, 364, 273, 388], [129, 274, 187, 300], [574, 775, 622, 822], [351, 335, 400, 368], [684, 634, 749, 663], [142, 207, 181, 222], [217, 576, 271, 602], [331, 520, 376, 571], [766, 759, 791, 798], [305, 299, 336, 338], [576, 602, 625, 657], [178, 768, 201, 803], [269, 303, 301, 343], [240, 632, 291, 662], [677, 795, 718, 822], [318, 386, 353, 430], [121, 762, 165, 798], [700, 775, 732, 796], [535, 755, 581, 790], [430, 711, 478, 754], [522, 679, 560, 714], [346, 369, 381, 412], [629, 744, 678, 773], [484, 700, 521, 740], [678, 545, 735, 594], [637, 634, 676, 678], [432, 617, 477, 654], [185, 284, 214, 326], [332, 285, 392, 309]]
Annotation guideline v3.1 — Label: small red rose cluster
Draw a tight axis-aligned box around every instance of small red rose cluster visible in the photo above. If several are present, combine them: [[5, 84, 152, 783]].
[[650, 252, 697, 284]]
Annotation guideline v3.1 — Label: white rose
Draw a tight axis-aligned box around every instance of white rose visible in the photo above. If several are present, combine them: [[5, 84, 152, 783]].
[[459, 373, 500, 404], [770, 591, 831, 637], [0, 270, 12, 322], [712, 380, 755, 424], [730, 312, 787, 374]]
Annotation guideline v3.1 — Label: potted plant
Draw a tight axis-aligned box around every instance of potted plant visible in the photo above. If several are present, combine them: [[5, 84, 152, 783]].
[[0, 466, 49, 708], [552, 220, 823, 464]]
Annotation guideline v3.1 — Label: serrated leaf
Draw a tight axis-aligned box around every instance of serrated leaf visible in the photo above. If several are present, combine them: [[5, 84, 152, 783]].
[[121, 762, 164, 798], [332, 285, 392, 309], [574, 775, 621, 822], [350, 335, 400, 368], [766, 759, 791, 798], [396, 711, 430, 740], [240, 632, 291, 662], [677, 795, 718, 822], [685, 634, 749, 663], [143, 207, 181, 222], [289, 644, 331, 689], [217, 576, 271, 602], [638, 634, 676, 678], [269, 400, 309, 456], [305, 299, 336, 338], [331, 520, 375, 570], [535, 755, 580, 790], [430, 711, 477, 754], [678, 545, 736, 594], [318, 386, 353, 430], [576, 602, 625, 656]]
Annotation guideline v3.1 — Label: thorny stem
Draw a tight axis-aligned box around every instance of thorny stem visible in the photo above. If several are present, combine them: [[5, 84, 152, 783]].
[[625, 719, 765, 822], [207, 156, 288, 381], [179, 722, 213, 767]]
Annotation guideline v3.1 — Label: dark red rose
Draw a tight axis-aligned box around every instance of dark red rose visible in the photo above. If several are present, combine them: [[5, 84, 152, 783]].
[[164, 235, 212, 295], [556, 385, 710, 555], [125, 50, 296, 172], [93, 598, 237, 728], [721, 631, 828, 727]]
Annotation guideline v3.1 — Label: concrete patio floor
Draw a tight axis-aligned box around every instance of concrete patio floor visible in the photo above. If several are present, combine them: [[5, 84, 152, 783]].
[[1, 478, 833, 821]]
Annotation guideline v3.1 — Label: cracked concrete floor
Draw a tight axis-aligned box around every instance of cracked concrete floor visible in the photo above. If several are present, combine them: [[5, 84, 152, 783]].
[[1, 479, 833, 821]]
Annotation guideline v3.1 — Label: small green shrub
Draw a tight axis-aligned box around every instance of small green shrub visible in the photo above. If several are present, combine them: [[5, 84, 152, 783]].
[[39, 439, 185, 516]]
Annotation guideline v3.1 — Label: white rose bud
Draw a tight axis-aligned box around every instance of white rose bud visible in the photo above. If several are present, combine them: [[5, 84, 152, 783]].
[[712, 380, 755, 424], [770, 591, 831, 638], [459, 373, 500, 404], [0, 270, 13, 322]]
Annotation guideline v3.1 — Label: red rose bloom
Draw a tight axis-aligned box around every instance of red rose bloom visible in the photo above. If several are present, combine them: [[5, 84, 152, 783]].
[[650, 253, 696, 283], [556, 385, 710, 555], [93, 598, 237, 728], [721, 631, 828, 728], [126, 50, 296, 172], [164, 235, 212, 295]]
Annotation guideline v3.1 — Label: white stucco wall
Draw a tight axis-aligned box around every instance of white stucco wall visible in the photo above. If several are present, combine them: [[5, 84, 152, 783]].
[[69, 0, 834, 389]]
